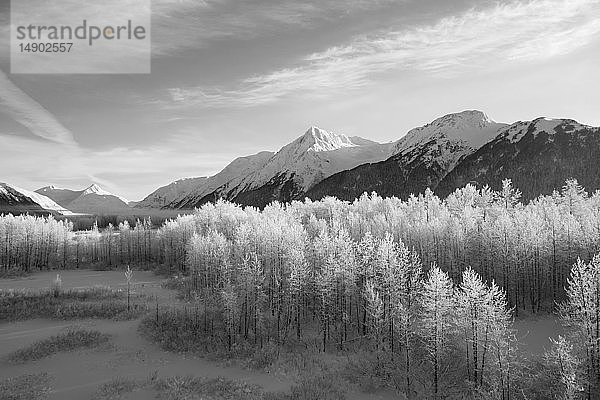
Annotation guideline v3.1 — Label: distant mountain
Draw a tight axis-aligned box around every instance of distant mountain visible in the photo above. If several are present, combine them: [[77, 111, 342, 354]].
[[136, 177, 208, 208], [139, 112, 600, 210], [138, 151, 275, 209], [35, 185, 81, 206], [143, 127, 392, 209], [1, 182, 72, 215], [436, 118, 600, 200], [228, 127, 392, 208], [36, 184, 130, 214], [306, 111, 507, 201]]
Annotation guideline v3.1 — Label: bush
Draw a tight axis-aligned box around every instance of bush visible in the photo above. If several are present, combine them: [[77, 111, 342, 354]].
[[0, 373, 52, 400], [340, 351, 395, 393], [288, 373, 346, 400], [8, 329, 110, 363], [139, 307, 224, 354], [0, 268, 28, 279], [155, 376, 264, 400], [94, 376, 275, 400], [93, 377, 142, 400], [0, 288, 147, 321], [247, 342, 280, 370]]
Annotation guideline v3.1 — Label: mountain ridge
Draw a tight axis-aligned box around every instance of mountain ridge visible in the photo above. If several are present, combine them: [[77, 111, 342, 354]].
[[140, 126, 393, 209], [1, 182, 72, 215], [435, 118, 600, 200], [305, 110, 508, 202], [10, 110, 599, 214], [35, 184, 130, 214]]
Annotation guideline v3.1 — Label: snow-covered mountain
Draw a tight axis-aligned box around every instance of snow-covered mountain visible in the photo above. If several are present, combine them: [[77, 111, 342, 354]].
[[138, 151, 275, 209], [1, 182, 72, 215], [138, 111, 600, 209], [436, 117, 600, 200], [390, 110, 507, 169], [36, 185, 82, 206], [306, 111, 507, 201], [162, 127, 393, 209], [136, 177, 209, 208], [36, 184, 130, 214]]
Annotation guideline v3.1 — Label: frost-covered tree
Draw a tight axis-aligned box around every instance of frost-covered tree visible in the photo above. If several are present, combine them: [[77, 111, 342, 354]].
[[420, 266, 455, 399], [559, 255, 600, 397], [545, 336, 580, 400]]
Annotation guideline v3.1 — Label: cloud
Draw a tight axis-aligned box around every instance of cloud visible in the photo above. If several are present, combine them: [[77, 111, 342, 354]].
[[0, 70, 78, 146], [151, 0, 399, 54], [167, 0, 600, 108], [0, 129, 243, 200]]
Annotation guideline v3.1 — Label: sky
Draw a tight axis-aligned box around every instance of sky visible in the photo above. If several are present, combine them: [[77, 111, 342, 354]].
[[0, 0, 599, 201]]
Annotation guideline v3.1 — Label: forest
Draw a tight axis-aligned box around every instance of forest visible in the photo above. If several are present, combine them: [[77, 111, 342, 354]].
[[1, 178, 600, 399]]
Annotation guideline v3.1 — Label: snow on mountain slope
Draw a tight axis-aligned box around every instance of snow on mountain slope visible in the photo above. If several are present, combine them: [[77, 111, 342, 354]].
[[391, 110, 507, 170], [437, 117, 600, 200], [159, 127, 392, 209], [36, 186, 81, 207], [136, 177, 208, 208], [67, 184, 130, 213], [499, 117, 589, 143], [78, 184, 129, 204], [1, 182, 73, 215], [167, 151, 275, 209], [235, 126, 391, 195], [306, 111, 507, 202], [36, 184, 130, 214]]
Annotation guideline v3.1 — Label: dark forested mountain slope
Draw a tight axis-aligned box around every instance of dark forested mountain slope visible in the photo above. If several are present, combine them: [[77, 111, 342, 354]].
[[306, 110, 506, 201], [138, 112, 599, 209], [436, 118, 600, 200], [163, 127, 392, 209]]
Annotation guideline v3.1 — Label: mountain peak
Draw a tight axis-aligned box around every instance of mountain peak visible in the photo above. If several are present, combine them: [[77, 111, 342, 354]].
[[393, 110, 506, 157], [0, 182, 72, 215], [430, 110, 494, 129], [500, 117, 593, 143], [82, 183, 104, 195], [37, 185, 62, 192], [298, 126, 357, 152]]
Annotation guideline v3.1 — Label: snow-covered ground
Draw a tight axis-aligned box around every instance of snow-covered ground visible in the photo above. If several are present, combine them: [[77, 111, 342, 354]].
[[513, 315, 564, 356]]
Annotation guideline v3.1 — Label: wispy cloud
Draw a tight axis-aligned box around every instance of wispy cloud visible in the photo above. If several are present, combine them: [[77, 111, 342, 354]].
[[0, 70, 77, 146], [167, 0, 600, 108], [151, 0, 399, 54], [0, 132, 240, 200]]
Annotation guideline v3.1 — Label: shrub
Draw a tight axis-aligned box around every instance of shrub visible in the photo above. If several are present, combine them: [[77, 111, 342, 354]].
[[94, 376, 274, 400], [139, 308, 224, 354], [8, 329, 110, 363], [288, 373, 346, 400], [340, 351, 395, 393], [247, 342, 280, 370], [93, 377, 142, 400], [0, 288, 147, 321], [0, 268, 28, 279], [0, 373, 52, 400], [154, 376, 264, 400]]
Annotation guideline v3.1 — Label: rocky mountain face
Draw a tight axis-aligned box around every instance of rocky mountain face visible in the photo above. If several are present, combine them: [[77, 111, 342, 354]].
[[137, 111, 600, 210], [144, 151, 275, 209], [145, 127, 392, 209], [435, 118, 600, 200], [306, 111, 507, 201], [133, 177, 208, 209]]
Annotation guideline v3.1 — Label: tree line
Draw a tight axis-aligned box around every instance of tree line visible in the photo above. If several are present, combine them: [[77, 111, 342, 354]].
[[2, 178, 600, 397], [2, 178, 599, 312]]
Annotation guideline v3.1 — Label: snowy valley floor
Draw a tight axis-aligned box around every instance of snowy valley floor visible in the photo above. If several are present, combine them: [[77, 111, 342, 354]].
[[0, 270, 404, 400]]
